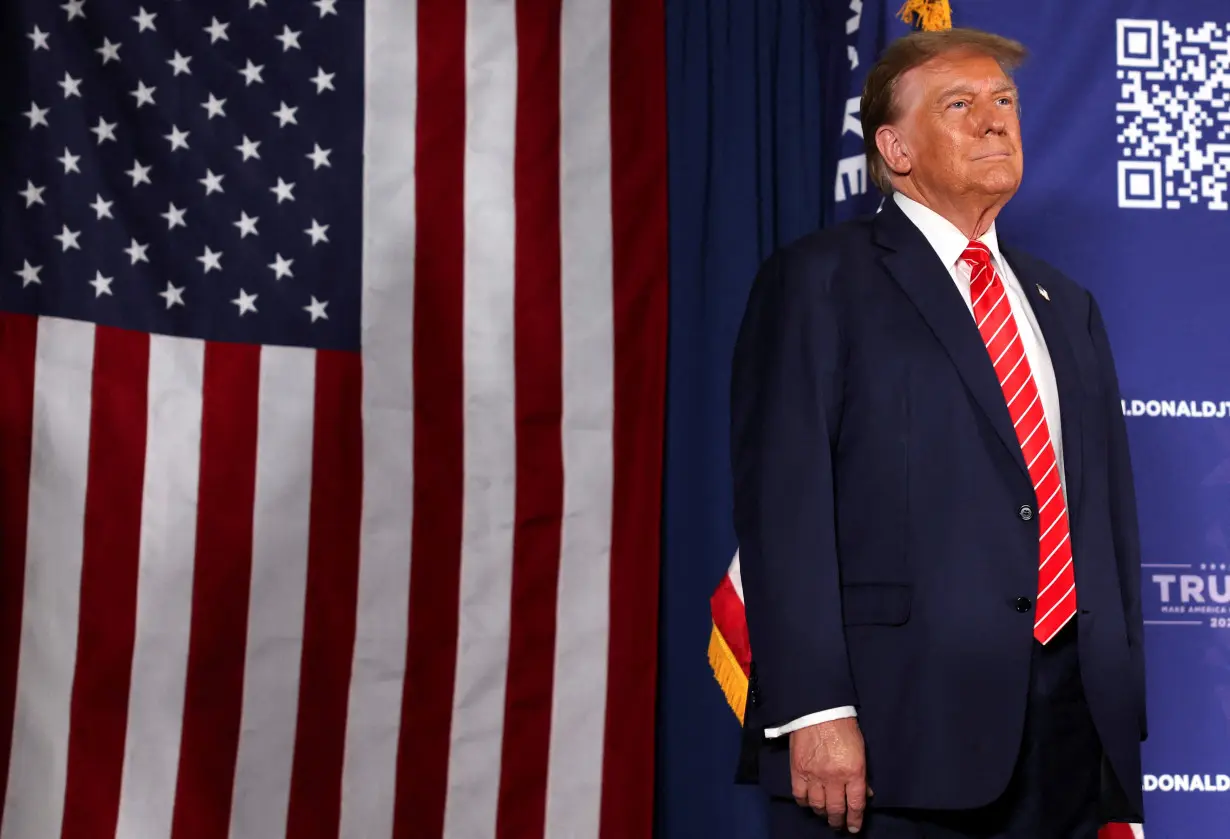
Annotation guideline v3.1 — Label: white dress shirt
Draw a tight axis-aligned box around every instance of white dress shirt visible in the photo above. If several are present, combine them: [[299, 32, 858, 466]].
[[763, 191, 1067, 738]]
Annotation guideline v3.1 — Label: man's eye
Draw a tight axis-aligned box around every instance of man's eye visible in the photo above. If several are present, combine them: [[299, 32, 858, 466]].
[[950, 101, 967, 109]]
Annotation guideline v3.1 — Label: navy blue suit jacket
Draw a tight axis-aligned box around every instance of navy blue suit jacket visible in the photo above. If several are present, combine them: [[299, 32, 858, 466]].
[[729, 198, 1146, 819]]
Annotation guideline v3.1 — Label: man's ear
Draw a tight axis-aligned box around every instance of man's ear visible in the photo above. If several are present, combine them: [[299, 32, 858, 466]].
[[875, 124, 912, 178]]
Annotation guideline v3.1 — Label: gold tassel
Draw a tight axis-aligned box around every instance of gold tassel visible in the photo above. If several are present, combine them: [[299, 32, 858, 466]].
[[897, 0, 953, 31], [707, 622, 748, 725]]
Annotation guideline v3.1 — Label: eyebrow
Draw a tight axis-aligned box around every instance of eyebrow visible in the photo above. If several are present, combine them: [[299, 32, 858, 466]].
[[935, 81, 1019, 102]]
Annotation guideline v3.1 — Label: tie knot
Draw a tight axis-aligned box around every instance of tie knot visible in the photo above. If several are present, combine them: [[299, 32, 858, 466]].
[[954, 239, 993, 269], [961, 240, 993, 269]]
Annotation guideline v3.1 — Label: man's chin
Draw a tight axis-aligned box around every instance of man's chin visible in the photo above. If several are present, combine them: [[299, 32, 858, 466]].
[[971, 170, 1022, 198]]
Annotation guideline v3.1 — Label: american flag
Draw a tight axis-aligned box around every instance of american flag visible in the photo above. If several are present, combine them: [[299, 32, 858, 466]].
[[0, 1, 666, 837]]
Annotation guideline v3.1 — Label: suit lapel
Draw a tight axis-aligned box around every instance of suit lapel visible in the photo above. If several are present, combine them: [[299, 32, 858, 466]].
[[873, 202, 1029, 480], [1002, 249, 1084, 525]]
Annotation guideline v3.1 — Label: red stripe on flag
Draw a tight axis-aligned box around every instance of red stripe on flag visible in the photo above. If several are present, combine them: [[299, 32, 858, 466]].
[[494, 2, 565, 836], [393, 0, 466, 835], [60, 326, 150, 839], [286, 350, 363, 837], [0, 314, 38, 813], [601, 0, 670, 835], [171, 342, 260, 839], [711, 575, 751, 676]]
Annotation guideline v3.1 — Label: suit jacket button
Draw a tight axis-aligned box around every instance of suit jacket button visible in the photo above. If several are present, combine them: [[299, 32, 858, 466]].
[[1015, 597, 1032, 613], [1018, 504, 1034, 521]]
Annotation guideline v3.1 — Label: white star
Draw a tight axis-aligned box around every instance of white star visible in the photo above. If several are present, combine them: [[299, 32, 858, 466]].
[[125, 238, 150, 265], [273, 101, 298, 127], [24, 103, 50, 129], [90, 117, 117, 144], [19, 182, 45, 208], [305, 219, 330, 244], [58, 73, 83, 98], [165, 125, 190, 151], [239, 60, 264, 86], [311, 67, 336, 93], [306, 145, 332, 169], [28, 27, 51, 51], [96, 38, 122, 64], [271, 178, 296, 203], [269, 254, 294, 279], [275, 25, 302, 51], [161, 203, 187, 230], [234, 212, 260, 238], [304, 296, 329, 322], [236, 136, 261, 161], [198, 246, 223, 273], [200, 169, 225, 195], [90, 271, 113, 297], [130, 80, 156, 107], [205, 17, 230, 43], [314, 0, 339, 17], [16, 261, 42, 287], [159, 281, 185, 309], [168, 51, 192, 75], [62, 0, 86, 21], [90, 194, 114, 219], [127, 160, 152, 186], [133, 7, 157, 31], [202, 93, 227, 119], [55, 224, 81, 252], [59, 148, 81, 174], [232, 289, 258, 316]]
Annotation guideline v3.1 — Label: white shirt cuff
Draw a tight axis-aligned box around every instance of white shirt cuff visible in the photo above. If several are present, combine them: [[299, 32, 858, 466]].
[[764, 706, 857, 738]]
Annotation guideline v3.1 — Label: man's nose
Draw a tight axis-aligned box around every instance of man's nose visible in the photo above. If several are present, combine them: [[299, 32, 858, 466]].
[[976, 103, 1007, 135]]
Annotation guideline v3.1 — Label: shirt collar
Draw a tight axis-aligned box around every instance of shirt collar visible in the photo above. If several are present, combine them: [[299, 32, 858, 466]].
[[891, 191, 1005, 273]]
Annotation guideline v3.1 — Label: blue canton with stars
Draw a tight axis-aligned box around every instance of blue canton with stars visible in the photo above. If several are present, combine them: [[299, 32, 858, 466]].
[[1, 0, 362, 351]]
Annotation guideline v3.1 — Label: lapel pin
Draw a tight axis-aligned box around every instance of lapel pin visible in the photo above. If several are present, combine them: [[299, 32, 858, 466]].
[[1036, 284, 1050, 301]]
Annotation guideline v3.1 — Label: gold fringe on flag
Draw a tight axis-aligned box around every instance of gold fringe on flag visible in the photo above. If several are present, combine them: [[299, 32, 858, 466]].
[[707, 621, 748, 725], [896, 0, 953, 31]]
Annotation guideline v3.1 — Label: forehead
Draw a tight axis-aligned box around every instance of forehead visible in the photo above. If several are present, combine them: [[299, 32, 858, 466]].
[[898, 50, 1013, 100]]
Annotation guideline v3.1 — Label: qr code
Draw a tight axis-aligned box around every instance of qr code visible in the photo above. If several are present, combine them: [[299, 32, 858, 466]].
[[1115, 19, 1230, 210]]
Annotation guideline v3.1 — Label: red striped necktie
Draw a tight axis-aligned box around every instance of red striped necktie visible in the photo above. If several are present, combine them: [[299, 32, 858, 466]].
[[961, 241, 1076, 644]]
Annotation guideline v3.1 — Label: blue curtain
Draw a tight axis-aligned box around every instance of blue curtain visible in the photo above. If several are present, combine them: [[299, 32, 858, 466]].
[[656, 1, 846, 835]]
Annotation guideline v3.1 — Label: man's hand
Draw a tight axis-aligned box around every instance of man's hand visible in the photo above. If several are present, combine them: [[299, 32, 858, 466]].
[[789, 717, 871, 833]]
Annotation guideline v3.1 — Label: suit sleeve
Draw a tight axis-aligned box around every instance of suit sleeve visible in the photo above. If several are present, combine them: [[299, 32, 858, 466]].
[[729, 248, 857, 731], [1088, 293, 1148, 742]]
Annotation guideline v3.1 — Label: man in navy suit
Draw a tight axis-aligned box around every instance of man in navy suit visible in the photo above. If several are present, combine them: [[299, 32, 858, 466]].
[[730, 27, 1146, 839]]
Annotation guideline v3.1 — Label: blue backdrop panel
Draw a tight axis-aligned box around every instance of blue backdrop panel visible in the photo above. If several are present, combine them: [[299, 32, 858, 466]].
[[659, 1, 1230, 837], [955, 1, 1230, 836]]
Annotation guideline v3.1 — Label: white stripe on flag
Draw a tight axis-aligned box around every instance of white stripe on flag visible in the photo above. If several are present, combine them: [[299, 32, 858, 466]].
[[0, 318, 95, 839], [228, 346, 317, 839], [339, 0, 418, 835], [728, 551, 745, 602], [443, 1, 520, 835], [114, 334, 205, 839], [546, 2, 614, 837]]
